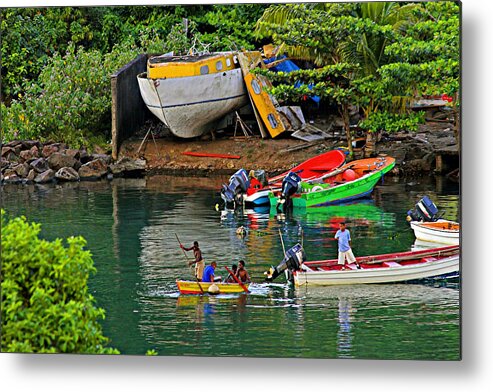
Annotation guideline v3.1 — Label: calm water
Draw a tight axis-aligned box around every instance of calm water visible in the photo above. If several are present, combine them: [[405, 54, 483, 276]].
[[1, 175, 460, 360]]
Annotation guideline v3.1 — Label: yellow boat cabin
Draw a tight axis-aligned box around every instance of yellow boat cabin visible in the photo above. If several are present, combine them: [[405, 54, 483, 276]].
[[147, 53, 237, 79]]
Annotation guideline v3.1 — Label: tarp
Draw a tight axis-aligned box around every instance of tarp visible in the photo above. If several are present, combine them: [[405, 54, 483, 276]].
[[264, 56, 320, 105]]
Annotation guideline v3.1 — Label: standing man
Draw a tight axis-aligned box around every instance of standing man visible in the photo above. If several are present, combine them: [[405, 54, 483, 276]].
[[202, 261, 217, 283], [236, 260, 251, 283], [181, 241, 205, 281], [334, 222, 359, 269]]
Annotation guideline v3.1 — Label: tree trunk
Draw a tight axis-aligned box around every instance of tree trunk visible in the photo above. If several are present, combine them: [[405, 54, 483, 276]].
[[364, 131, 376, 158], [341, 103, 353, 157]]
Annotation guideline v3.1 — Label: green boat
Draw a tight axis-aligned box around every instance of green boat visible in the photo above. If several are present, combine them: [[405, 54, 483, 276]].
[[269, 156, 395, 208]]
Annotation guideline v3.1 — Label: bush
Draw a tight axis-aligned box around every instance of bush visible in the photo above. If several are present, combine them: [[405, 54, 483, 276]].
[[359, 111, 425, 133], [1, 42, 139, 149], [1, 210, 119, 354]]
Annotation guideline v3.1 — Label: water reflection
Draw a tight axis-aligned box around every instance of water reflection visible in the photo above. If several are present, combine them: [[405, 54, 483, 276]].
[[0, 175, 460, 359], [337, 296, 354, 358]]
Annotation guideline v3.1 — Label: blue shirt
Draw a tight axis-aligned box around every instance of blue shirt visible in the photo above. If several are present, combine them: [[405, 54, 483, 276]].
[[202, 265, 215, 282], [335, 229, 351, 252]]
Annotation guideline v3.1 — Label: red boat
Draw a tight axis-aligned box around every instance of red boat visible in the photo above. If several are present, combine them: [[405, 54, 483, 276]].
[[266, 149, 346, 186], [241, 149, 346, 206]]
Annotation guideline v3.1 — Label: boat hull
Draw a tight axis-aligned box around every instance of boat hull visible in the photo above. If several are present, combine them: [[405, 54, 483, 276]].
[[410, 220, 460, 245], [137, 68, 248, 138], [292, 246, 459, 286], [244, 149, 346, 206], [244, 189, 273, 206], [176, 280, 249, 295], [294, 255, 459, 286], [269, 157, 395, 208]]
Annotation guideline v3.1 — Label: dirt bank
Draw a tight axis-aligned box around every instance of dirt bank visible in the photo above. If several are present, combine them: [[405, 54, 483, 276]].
[[119, 135, 334, 177], [118, 117, 459, 178]]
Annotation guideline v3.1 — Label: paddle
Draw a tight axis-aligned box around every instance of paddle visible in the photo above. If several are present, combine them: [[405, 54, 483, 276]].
[[225, 266, 249, 293], [175, 233, 204, 294]]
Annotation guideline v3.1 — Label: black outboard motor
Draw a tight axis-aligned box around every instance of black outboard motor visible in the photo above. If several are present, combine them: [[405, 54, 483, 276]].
[[407, 196, 440, 222], [277, 171, 302, 212], [264, 243, 306, 283], [221, 168, 250, 206]]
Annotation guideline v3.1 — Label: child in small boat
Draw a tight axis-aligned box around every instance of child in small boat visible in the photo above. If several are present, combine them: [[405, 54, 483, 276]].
[[236, 260, 251, 283], [224, 264, 238, 283]]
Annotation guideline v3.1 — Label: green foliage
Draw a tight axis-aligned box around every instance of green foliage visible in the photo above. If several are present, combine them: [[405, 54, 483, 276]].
[[359, 111, 425, 133], [256, 63, 358, 106], [1, 5, 265, 147], [1, 210, 119, 354], [2, 43, 140, 148], [0, 8, 101, 98], [145, 349, 158, 356], [194, 4, 267, 51], [383, 2, 460, 99], [255, 2, 415, 72], [255, 1, 459, 142]]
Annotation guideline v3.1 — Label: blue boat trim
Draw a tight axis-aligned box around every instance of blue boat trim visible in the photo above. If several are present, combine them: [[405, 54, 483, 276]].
[[312, 189, 374, 207], [246, 196, 270, 206], [146, 94, 247, 109]]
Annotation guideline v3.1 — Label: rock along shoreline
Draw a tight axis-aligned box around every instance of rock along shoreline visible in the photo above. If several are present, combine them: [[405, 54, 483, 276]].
[[2, 122, 459, 186], [1, 140, 146, 185]]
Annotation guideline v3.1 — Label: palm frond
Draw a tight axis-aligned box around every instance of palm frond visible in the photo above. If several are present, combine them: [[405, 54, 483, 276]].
[[255, 4, 307, 37]]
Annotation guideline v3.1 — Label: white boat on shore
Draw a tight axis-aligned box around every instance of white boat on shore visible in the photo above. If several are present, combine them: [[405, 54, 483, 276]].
[[409, 219, 460, 245], [137, 52, 249, 138]]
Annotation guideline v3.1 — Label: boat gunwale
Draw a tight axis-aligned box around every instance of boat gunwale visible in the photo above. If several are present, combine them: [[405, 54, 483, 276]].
[[410, 220, 460, 233], [293, 254, 459, 285], [268, 157, 395, 207], [176, 279, 251, 295], [302, 245, 459, 268]]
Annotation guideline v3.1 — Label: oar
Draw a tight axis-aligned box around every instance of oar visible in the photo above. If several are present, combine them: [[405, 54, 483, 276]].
[[175, 233, 204, 294], [278, 229, 286, 256], [225, 266, 249, 293]]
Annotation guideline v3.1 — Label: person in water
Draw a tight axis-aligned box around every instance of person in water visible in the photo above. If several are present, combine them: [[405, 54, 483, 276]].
[[181, 241, 205, 281], [334, 222, 359, 269], [236, 260, 251, 283], [225, 264, 238, 283], [202, 261, 217, 283]]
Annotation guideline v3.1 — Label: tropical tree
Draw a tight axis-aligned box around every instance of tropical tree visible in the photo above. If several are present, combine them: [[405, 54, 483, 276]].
[[254, 2, 458, 155], [382, 1, 460, 148], [255, 2, 418, 75], [255, 2, 422, 154], [1, 210, 119, 354]]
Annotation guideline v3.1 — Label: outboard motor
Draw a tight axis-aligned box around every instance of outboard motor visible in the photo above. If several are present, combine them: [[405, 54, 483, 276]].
[[221, 168, 250, 206], [264, 243, 306, 283], [252, 169, 268, 187], [407, 196, 440, 222], [277, 171, 302, 212]]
